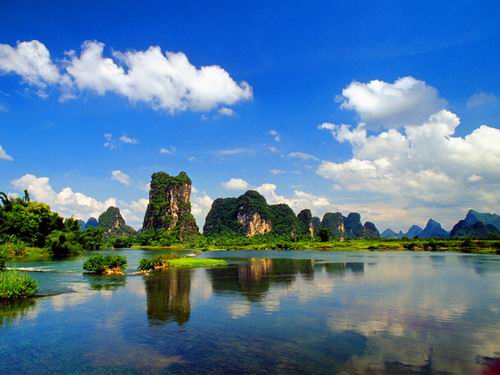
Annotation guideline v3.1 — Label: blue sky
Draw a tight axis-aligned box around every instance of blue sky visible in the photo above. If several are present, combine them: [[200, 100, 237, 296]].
[[1, 0, 500, 230]]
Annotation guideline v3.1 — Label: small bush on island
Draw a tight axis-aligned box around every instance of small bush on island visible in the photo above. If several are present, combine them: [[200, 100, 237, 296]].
[[83, 254, 127, 275], [0, 270, 38, 300], [137, 254, 180, 271], [137, 254, 227, 272]]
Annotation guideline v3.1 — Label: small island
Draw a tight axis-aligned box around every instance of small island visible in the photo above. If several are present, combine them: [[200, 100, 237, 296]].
[[82, 254, 128, 275], [137, 254, 227, 273]]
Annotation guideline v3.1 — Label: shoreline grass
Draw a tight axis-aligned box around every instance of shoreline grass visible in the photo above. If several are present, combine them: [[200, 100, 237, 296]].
[[132, 239, 500, 254], [138, 254, 227, 272], [0, 270, 38, 300]]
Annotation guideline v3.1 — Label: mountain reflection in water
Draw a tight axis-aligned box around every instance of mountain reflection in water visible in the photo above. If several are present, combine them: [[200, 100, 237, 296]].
[[1, 251, 499, 374], [144, 269, 191, 326], [144, 258, 363, 325]]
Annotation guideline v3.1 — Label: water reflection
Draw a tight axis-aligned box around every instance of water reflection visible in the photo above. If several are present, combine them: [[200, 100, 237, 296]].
[[144, 269, 191, 326], [0, 299, 38, 326], [208, 258, 364, 303], [1, 251, 498, 374], [87, 275, 127, 291]]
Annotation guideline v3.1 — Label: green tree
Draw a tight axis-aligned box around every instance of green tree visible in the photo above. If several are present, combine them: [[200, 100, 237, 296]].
[[318, 228, 330, 242]]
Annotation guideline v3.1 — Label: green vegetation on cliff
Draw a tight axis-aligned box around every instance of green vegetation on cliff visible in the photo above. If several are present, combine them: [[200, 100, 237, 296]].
[[142, 171, 198, 240], [98, 207, 136, 238], [203, 190, 301, 238]]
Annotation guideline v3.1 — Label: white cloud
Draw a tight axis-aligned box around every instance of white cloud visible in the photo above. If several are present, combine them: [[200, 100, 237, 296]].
[[0, 40, 252, 113], [215, 147, 254, 156], [317, 109, 500, 221], [111, 170, 131, 186], [269, 129, 281, 142], [255, 183, 330, 215], [66, 40, 252, 112], [339, 76, 446, 128], [191, 192, 213, 227], [10, 174, 117, 220], [222, 178, 250, 190], [118, 134, 138, 144], [10, 174, 149, 229], [466, 92, 498, 109], [270, 169, 286, 175], [0, 40, 62, 88], [217, 107, 235, 117], [288, 151, 319, 161], [159, 146, 176, 155], [0, 145, 13, 161]]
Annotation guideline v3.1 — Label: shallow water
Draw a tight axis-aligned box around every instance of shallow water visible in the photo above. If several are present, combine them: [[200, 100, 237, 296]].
[[1, 250, 499, 374]]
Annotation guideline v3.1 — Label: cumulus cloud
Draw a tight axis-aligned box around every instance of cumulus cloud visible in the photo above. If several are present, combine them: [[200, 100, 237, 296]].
[[0, 145, 13, 161], [65, 40, 252, 112], [222, 178, 250, 190], [339, 76, 446, 128], [270, 169, 286, 175], [9, 174, 150, 229], [118, 134, 138, 144], [11, 174, 117, 220], [159, 146, 176, 155], [217, 107, 235, 117], [255, 183, 330, 215], [269, 129, 281, 142], [0, 40, 62, 88], [317, 109, 500, 219], [191, 192, 213, 227], [466, 92, 498, 109], [111, 170, 131, 186], [215, 147, 254, 156], [288, 151, 319, 161], [0, 40, 252, 113]]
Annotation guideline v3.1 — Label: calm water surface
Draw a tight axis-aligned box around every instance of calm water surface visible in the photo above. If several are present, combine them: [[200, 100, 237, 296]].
[[1, 249, 499, 374]]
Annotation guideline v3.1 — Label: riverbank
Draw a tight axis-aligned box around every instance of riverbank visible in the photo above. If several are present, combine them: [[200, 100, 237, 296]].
[[134, 239, 500, 254]]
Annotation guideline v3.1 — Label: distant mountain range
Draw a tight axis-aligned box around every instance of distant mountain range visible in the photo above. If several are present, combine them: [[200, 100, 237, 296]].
[[382, 210, 500, 239]]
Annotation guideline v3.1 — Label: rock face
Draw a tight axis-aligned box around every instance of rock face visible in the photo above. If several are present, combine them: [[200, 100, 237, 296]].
[[203, 190, 300, 237], [450, 220, 499, 238], [450, 209, 500, 238], [406, 225, 423, 239], [363, 221, 380, 239], [98, 207, 136, 237], [381, 228, 404, 239], [77, 219, 86, 231], [321, 212, 345, 240], [464, 209, 500, 231], [419, 219, 449, 239], [297, 209, 314, 237], [344, 213, 364, 239], [311, 217, 321, 237], [85, 217, 98, 229], [142, 171, 199, 239]]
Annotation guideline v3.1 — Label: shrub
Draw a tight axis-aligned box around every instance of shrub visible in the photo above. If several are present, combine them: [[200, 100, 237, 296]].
[[112, 236, 132, 249], [83, 254, 127, 274], [0, 247, 7, 271], [137, 254, 179, 271], [318, 228, 330, 242], [46, 230, 83, 257], [0, 270, 38, 299], [137, 254, 227, 271]]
